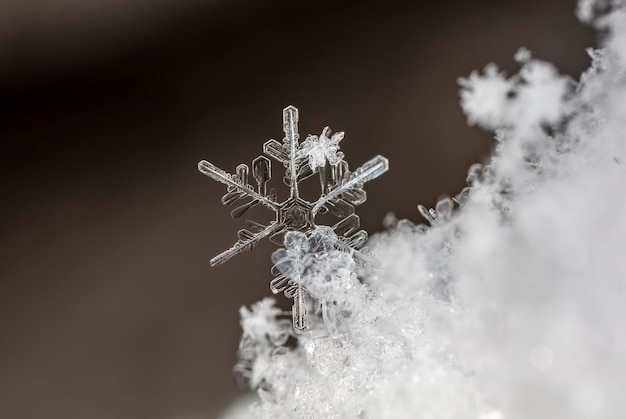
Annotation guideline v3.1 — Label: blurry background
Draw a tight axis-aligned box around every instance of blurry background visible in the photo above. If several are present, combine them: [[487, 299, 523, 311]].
[[0, 1, 594, 418]]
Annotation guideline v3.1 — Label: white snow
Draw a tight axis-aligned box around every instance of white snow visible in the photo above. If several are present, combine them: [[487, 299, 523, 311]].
[[227, 1, 626, 418]]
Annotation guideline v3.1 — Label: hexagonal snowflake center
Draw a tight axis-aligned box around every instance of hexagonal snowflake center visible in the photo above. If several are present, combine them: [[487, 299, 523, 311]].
[[280, 200, 312, 230]]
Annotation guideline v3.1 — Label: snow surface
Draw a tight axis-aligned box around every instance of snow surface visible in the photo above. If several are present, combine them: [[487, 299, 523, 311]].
[[225, 1, 626, 418]]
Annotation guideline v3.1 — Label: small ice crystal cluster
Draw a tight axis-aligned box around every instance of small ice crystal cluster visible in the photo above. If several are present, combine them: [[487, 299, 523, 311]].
[[271, 226, 357, 332], [198, 106, 388, 331], [217, 1, 626, 418]]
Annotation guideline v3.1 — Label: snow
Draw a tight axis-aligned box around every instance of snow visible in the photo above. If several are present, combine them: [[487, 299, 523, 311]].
[[222, 1, 626, 417]]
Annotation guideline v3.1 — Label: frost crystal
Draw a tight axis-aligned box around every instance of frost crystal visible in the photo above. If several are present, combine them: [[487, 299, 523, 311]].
[[298, 127, 345, 171], [271, 227, 355, 331], [198, 105, 388, 330]]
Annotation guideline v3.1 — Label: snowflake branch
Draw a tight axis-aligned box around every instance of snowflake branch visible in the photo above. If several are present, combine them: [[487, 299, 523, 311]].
[[210, 221, 286, 266], [282, 105, 301, 198], [198, 160, 280, 212], [312, 155, 389, 215]]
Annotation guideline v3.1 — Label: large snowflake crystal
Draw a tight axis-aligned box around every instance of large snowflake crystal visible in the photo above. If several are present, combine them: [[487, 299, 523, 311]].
[[198, 105, 388, 330]]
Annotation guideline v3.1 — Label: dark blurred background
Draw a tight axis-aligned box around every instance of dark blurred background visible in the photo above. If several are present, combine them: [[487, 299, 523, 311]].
[[0, 1, 594, 418]]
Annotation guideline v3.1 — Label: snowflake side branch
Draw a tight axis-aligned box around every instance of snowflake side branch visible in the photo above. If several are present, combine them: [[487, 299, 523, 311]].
[[312, 155, 389, 214], [198, 160, 280, 212]]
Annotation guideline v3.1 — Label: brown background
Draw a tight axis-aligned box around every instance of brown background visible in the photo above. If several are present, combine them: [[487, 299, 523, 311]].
[[1, 1, 594, 418]]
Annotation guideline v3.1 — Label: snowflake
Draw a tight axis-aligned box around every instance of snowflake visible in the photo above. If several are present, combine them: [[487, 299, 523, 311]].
[[298, 127, 345, 171], [198, 105, 388, 330]]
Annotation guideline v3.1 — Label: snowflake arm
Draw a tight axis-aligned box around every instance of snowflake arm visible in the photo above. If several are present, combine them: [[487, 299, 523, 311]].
[[311, 154, 389, 215], [291, 284, 308, 331], [210, 221, 286, 266], [283, 105, 303, 199], [198, 160, 280, 212]]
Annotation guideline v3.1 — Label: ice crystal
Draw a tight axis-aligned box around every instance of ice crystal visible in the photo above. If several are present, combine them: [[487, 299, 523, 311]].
[[234, 298, 292, 390], [271, 227, 355, 331], [297, 127, 345, 171], [198, 106, 388, 330]]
